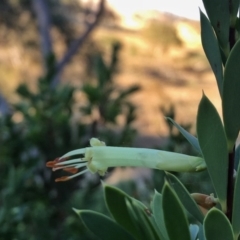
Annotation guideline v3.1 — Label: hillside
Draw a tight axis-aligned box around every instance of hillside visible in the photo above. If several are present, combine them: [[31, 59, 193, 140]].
[[92, 12, 219, 142], [0, 10, 220, 145]]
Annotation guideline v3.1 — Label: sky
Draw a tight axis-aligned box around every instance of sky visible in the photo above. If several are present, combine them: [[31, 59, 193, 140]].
[[107, 0, 205, 20]]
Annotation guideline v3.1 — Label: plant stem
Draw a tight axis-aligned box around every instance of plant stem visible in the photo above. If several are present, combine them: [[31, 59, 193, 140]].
[[225, 20, 236, 221], [226, 147, 235, 221]]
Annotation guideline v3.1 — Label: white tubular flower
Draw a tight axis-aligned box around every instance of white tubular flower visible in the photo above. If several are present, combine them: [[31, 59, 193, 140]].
[[46, 138, 206, 182]]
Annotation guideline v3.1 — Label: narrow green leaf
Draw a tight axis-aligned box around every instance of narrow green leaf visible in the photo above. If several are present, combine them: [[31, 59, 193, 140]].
[[94, 54, 109, 87], [202, 0, 230, 54], [126, 198, 161, 240], [166, 172, 204, 223], [198, 224, 206, 240], [166, 117, 202, 154], [229, 0, 240, 25], [130, 197, 163, 237], [234, 144, 240, 170], [152, 191, 169, 240], [223, 39, 240, 148], [77, 210, 136, 240], [124, 199, 146, 239], [162, 182, 191, 240], [197, 94, 228, 212], [232, 162, 240, 239], [189, 224, 199, 240], [104, 185, 140, 239], [200, 10, 223, 97], [236, 18, 240, 35], [118, 85, 141, 100], [204, 208, 234, 240]]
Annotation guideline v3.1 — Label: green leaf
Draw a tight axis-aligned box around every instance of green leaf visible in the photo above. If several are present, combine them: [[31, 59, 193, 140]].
[[197, 94, 228, 212], [198, 224, 206, 240], [94, 54, 110, 87], [162, 182, 191, 240], [204, 208, 234, 240], [104, 185, 142, 239], [234, 144, 240, 170], [229, 0, 240, 25], [77, 210, 136, 240], [152, 191, 169, 240], [166, 117, 202, 154], [200, 10, 223, 97], [118, 85, 141, 100], [125, 198, 161, 240], [82, 84, 101, 103], [232, 162, 240, 239], [16, 84, 33, 99], [166, 172, 204, 223], [202, 0, 230, 54], [236, 18, 240, 35], [223, 39, 240, 148], [189, 224, 199, 240]]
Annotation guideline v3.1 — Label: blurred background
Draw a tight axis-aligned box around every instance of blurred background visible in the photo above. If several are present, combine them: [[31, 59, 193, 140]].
[[0, 0, 218, 239]]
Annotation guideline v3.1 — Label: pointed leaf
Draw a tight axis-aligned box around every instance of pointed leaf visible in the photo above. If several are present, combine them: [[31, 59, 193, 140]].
[[124, 199, 148, 240], [234, 144, 240, 170], [162, 182, 191, 240], [126, 198, 161, 240], [229, 0, 240, 25], [166, 172, 204, 223], [166, 117, 202, 154], [152, 191, 169, 240], [200, 10, 223, 97], [232, 163, 240, 239], [197, 94, 228, 212], [130, 197, 162, 236], [118, 85, 141, 100], [190, 224, 199, 240], [198, 224, 206, 240], [95, 54, 109, 87], [204, 208, 234, 240], [223, 39, 240, 148], [77, 210, 136, 240], [236, 18, 240, 35], [202, 0, 230, 54], [104, 185, 141, 239]]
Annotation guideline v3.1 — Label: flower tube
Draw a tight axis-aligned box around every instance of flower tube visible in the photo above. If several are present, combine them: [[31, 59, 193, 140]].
[[46, 138, 206, 182]]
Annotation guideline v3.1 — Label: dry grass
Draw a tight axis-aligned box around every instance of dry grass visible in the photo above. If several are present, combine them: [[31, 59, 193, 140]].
[[0, 17, 220, 141], [92, 21, 220, 138]]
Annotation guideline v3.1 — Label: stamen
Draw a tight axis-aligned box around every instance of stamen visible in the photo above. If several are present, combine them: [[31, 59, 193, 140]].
[[75, 162, 87, 168], [46, 161, 57, 167], [54, 168, 89, 182], [53, 157, 69, 163], [63, 167, 78, 174], [55, 176, 71, 182], [55, 158, 86, 166], [61, 148, 86, 158], [52, 162, 87, 171], [66, 168, 89, 180], [46, 157, 69, 167]]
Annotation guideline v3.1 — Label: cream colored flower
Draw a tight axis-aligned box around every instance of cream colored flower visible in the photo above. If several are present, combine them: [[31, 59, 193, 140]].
[[46, 138, 206, 182]]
